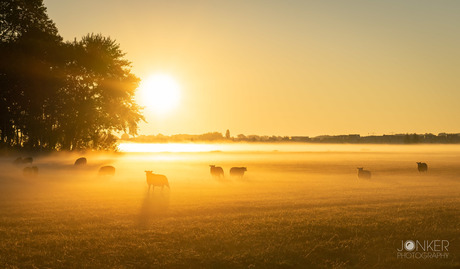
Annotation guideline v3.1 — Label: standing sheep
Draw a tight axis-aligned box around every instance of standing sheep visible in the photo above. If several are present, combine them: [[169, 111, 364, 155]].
[[23, 166, 39, 177], [209, 165, 224, 178], [416, 162, 428, 173], [230, 167, 247, 178], [98, 166, 115, 176], [74, 157, 87, 166], [145, 171, 170, 192], [357, 167, 371, 179]]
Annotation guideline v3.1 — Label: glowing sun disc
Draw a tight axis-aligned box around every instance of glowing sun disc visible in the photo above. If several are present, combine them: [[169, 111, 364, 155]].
[[137, 74, 180, 115]]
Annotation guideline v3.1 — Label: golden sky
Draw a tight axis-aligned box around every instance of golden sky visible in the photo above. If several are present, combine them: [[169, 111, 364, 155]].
[[44, 0, 460, 136]]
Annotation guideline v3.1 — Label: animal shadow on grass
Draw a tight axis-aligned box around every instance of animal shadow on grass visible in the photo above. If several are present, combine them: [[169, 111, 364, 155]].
[[213, 175, 232, 183], [138, 188, 170, 226], [232, 173, 251, 182]]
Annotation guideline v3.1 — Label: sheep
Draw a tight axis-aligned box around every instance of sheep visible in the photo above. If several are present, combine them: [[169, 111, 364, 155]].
[[13, 157, 23, 165], [416, 162, 428, 173], [22, 157, 33, 164], [13, 157, 33, 165], [145, 171, 170, 192], [230, 167, 247, 178], [98, 165, 115, 176], [74, 157, 87, 166], [357, 167, 371, 179], [209, 165, 224, 178], [23, 166, 38, 177]]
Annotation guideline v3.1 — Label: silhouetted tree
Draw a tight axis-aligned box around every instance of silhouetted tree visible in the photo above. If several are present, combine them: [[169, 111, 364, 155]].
[[198, 132, 224, 141], [237, 134, 246, 141], [404, 133, 420, 144], [0, 0, 59, 43], [57, 34, 143, 150], [225, 129, 230, 139], [0, 0, 62, 149], [0, 0, 143, 151]]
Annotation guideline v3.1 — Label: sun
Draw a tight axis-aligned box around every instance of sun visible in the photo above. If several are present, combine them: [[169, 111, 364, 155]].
[[137, 74, 181, 115]]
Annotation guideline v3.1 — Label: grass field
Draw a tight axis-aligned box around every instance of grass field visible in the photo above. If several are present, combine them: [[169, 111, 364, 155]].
[[0, 144, 459, 268]]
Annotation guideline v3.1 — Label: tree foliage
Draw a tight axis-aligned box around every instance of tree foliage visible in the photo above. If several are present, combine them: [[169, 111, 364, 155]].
[[0, 0, 143, 151], [0, 0, 59, 43]]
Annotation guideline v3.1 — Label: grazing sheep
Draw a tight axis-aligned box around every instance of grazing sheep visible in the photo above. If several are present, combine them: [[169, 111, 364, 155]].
[[22, 157, 33, 164], [98, 165, 115, 176], [145, 171, 170, 192], [74, 157, 87, 166], [13, 157, 23, 165], [13, 157, 33, 165], [416, 162, 428, 173], [357, 167, 371, 179], [230, 167, 247, 178], [209, 165, 224, 178], [23, 166, 38, 177]]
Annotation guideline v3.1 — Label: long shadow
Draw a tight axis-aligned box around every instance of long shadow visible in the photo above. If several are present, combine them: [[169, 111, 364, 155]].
[[137, 188, 170, 227], [212, 175, 232, 183]]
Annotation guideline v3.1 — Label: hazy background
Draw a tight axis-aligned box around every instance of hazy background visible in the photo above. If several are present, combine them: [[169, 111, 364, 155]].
[[43, 0, 460, 136]]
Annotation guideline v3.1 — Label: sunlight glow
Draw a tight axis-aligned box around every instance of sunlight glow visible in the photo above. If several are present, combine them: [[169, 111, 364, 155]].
[[117, 142, 460, 153], [136, 74, 181, 115], [119, 143, 219, 153]]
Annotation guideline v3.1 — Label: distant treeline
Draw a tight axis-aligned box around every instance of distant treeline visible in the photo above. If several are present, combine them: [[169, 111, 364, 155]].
[[122, 132, 460, 144], [0, 0, 143, 151]]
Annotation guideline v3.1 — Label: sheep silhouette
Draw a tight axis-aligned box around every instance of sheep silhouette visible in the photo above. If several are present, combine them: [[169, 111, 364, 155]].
[[357, 167, 371, 179], [98, 166, 115, 176], [230, 167, 247, 178], [14, 157, 33, 165], [416, 162, 428, 173], [74, 157, 87, 166], [23, 166, 38, 177], [145, 171, 170, 192], [209, 165, 224, 178]]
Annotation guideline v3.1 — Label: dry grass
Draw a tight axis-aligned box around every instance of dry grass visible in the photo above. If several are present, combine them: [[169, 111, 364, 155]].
[[0, 146, 459, 268]]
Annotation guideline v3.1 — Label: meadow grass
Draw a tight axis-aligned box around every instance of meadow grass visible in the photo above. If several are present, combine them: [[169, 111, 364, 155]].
[[0, 148, 459, 268]]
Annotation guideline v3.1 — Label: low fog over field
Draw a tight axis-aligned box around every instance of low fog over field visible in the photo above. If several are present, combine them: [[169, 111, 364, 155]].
[[0, 144, 459, 268]]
